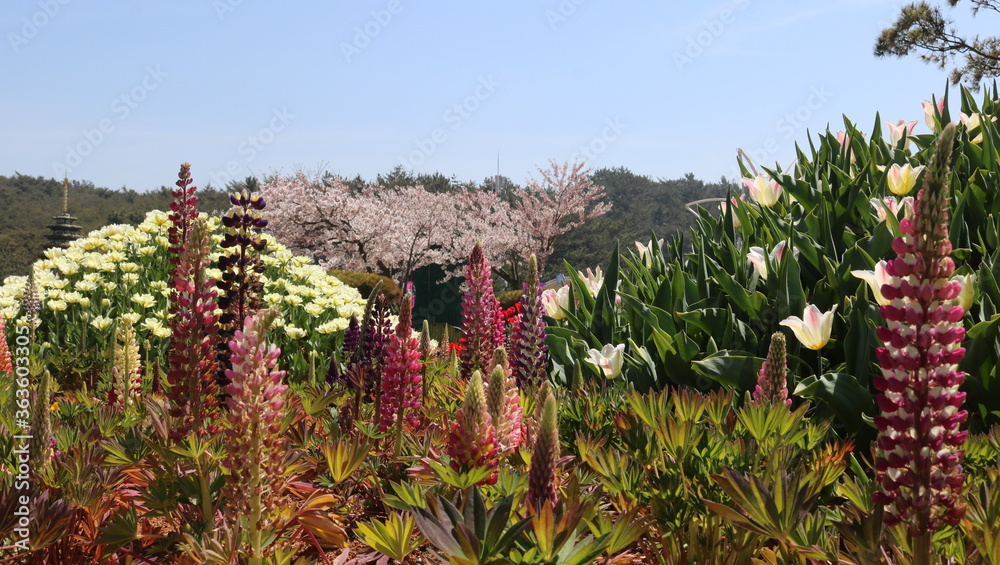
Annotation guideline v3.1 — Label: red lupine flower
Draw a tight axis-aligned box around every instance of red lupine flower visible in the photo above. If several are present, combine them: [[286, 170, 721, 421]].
[[0, 317, 12, 375], [872, 124, 968, 537], [377, 291, 423, 433]]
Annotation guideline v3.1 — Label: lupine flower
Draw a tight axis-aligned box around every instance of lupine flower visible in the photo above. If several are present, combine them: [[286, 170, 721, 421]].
[[870, 195, 915, 222], [884, 163, 925, 196], [222, 310, 289, 552], [922, 98, 946, 132], [780, 304, 837, 350], [0, 317, 11, 375], [746, 241, 788, 281], [541, 285, 570, 320], [460, 243, 505, 379], [752, 332, 791, 407], [486, 350, 523, 454], [742, 174, 782, 207], [215, 185, 268, 392], [359, 294, 393, 395], [852, 261, 894, 306], [872, 123, 967, 537], [511, 254, 549, 388], [526, 392, 559, 510], [165, 164, 220, 438], [634, 238, 664, 268], [886, 119, 918, 151], [446, 370, 499, 485], [960, 112, 995, 144], [378, 290, 423, 433], [111, 317, 142, 412], [585, 343, 625, 379]]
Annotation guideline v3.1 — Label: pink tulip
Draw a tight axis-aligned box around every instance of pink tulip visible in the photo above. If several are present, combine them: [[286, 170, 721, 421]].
[[886, 119, 917, 151]]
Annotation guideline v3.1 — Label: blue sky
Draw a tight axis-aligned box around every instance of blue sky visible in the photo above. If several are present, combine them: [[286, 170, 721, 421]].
[[0, 0, 988, 192]]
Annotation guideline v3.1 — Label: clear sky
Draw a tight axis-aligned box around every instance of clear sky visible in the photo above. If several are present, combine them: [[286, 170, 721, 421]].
[[0, 0, 989, 192]]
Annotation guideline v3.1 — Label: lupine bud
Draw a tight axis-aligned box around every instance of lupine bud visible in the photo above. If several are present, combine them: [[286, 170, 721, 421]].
[[486, 360, 523, 454], [447, 370, 499, 485], [461, 243, 505, 378], [526, 392, 559, 509], [752, 333, 791, 407], [511, 254, 548, 388], [112, 317, 142, 412], [872, 124, 968, 537]]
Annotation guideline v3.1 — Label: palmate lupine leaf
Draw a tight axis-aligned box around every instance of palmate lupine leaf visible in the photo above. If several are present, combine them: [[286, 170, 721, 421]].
[[703, 467, 824, 544], [409, 486, 531, 565], [322, 435, 371, 484], [354, 512, 424, 562]]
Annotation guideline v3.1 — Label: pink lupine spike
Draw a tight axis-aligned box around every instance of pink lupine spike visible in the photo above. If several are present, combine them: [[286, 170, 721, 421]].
[[460, 243, 505, 379], [872, 124, 967, 538], [751, 332, 790, 408]]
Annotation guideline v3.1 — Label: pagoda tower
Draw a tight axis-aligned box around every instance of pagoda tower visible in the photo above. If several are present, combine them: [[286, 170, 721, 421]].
[[44, 176, 83, 251]]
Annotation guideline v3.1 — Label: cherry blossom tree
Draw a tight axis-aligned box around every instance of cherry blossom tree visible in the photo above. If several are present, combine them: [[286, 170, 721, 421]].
[[261, 160, 610, 288], [514, 160, 612, 274]]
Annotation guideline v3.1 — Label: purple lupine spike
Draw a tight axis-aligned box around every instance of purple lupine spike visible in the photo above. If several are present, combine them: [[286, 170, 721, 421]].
[[377, 291, 423, 433], [511, 254, 549, 388], [751, 332, 791, 407], [362, 294, 392, 396], [872, 123, 968, 538], [460, 243, 504, 379], [328, 314, 361, 384]]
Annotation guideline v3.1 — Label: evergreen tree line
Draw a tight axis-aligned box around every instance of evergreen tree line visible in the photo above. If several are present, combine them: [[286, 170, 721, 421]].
[[0, 167, 734, 282]]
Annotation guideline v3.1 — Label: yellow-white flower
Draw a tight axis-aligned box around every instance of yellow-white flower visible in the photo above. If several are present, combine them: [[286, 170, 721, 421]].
[[90, 315, 114, 330], [586, 343, 626, 379], [304, 303, 325, 316], [141, 317, 171, 338], [132, 294, 157, 308], [63, 291, 84, 304], [75, 280, 99, 292], [284, 325, 308, 339], [953, 273, 977, 311], [780, 304, 837, 350], [264, 293, 283, 306], [883, 163, 925, 196], [121, 312, 141, 325], [541, 285, 571, 320], [742, 174, 782, 207], [47, 299, 68, 312], [851, 261, 894, 306], [119, 262, 140, 273]]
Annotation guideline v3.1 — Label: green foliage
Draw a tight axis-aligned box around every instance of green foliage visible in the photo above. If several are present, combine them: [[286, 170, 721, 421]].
[[328, 269, 403, 303], [0, 174, 231, 280], [355, 512, 424, 562], [547, 85, 1000, 435]]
